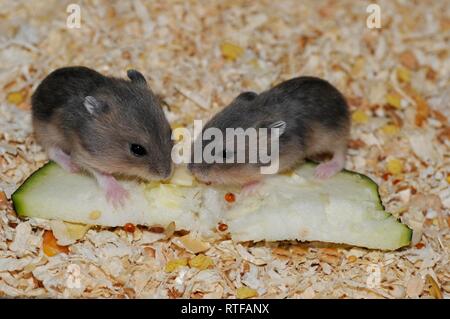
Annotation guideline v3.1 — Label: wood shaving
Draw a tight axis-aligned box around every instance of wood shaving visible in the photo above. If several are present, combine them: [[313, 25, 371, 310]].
[[0, 0, 448, 298]]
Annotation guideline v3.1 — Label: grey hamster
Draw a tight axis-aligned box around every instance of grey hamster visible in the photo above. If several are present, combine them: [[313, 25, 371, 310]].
[[188, 76, 350, 185], [31, 66, 173, 205]]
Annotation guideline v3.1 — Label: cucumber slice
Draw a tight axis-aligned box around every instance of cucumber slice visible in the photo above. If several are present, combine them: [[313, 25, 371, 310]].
[[12, 161, 412, 250]]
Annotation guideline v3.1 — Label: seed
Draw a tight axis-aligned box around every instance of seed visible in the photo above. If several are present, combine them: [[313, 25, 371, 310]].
[[89, 210, 101, 220], [220, 42, 244, 61], [224, 192, 236, 203], [148, 226, 165, 233], [144, 247, 155, 258], [415, 242, 425, 249], [236, 287, 258, 299], [347, 255, 357, 263], [351, 110, 368, 124], [218, 223, 228, 232], [387, 158, 403, 175], [165, 258, 188, 273], [0, 191, 7, 207], [124, 223, 136, 233], [188, 254, 214, 270]]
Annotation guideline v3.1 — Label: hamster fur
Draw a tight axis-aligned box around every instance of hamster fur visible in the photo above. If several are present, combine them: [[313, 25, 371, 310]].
[[188, 76, 350, 186], [32, 66, 173, 205]]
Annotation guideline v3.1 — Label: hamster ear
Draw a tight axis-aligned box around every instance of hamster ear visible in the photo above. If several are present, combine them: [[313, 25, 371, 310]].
[[268, 120, 287, 136], [84, 96, 107, 115], [127, 69, 147, 85], [235, 91, 258, 102]]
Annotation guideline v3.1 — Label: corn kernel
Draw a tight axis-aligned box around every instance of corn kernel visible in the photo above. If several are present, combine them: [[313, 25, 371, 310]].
[[7, 90, 26, 105], [381, 124, 400, 135], [347, 255, 357, 263], [165, 258, 188, 272], [351, 57, 365, 76], [396, 67, 411, 83], [236, 287, 258, 299], [351, 110, 368, 124], [188, 254, 214, 270], [386, 93, 402, 108], [387, 159, 403, 175], [221, 42, 244, 61]]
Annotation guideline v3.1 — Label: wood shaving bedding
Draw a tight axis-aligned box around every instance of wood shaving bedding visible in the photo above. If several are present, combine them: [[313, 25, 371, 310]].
[[0, 0, 448, 298]]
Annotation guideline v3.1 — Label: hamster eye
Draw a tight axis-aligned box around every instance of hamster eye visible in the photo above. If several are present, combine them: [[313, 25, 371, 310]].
[[130, 144, 147, 157]]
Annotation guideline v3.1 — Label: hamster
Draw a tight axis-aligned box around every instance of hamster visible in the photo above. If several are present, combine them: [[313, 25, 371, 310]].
[[188, 76, 350, 187], [31, 66, 173, 206]]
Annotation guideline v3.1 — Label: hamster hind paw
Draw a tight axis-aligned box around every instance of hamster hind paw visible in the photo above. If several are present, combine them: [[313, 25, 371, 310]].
[[314, 159, 343, 179]]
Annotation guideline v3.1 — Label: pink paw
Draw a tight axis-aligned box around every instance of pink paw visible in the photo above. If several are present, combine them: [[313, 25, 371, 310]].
[[314, 161, 341, 179], [105, 183, 129, 208], [67, 163, 81, 174], [240, 181, 261, 196]]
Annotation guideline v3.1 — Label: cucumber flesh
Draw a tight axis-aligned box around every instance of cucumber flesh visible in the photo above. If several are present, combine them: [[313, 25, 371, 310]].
[[12, 162, 412, 250]]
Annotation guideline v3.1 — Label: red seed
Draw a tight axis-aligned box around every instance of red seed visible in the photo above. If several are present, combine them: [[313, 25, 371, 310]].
[[415, 242, 425, 249], [224, 192, 236, 203], [218, 223, 228, 232], [124, 223, 136, 233]]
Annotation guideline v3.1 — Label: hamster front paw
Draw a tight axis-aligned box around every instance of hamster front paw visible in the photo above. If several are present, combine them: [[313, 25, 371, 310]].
[[48, 147, 80, 173], [105, 181, 129, 208], [91, 170, 129, 208]]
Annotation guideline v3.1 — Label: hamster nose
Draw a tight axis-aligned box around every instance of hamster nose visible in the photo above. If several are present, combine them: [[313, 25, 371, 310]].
[[158, 164, 173, 180]]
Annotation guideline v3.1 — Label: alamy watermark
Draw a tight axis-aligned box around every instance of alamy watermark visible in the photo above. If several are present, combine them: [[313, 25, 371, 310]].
[[366, 4, 381, 29], [66, 4, 81, 29], [171, 120, 284, 175]]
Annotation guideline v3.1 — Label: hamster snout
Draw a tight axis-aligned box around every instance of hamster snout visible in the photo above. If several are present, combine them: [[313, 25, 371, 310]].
[[31, 66, 173, 206]]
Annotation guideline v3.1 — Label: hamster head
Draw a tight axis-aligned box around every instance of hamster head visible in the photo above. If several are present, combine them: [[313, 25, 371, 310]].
[[77, 70, 173, 181], [188, 92, 287, 185]]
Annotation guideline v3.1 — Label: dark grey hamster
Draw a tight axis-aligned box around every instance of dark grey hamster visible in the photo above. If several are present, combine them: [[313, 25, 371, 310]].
[[188, 76, 350, 186], [31, 66, 173, 206]]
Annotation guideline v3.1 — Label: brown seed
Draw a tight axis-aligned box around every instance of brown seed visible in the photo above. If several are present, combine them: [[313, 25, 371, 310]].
[[218, 223, 228, 232], [348, 139, 366, 149], [224, 192, 236, 203], [242, 261, 250, 274], [426, 67, 437, 81], [0, 191, 7, 207], [174, 229, 190, 236], [399, 51, 419, 70], [148, 226, 165, 233], [124, 223, 136, 233], [319, 253, 341, 265]]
